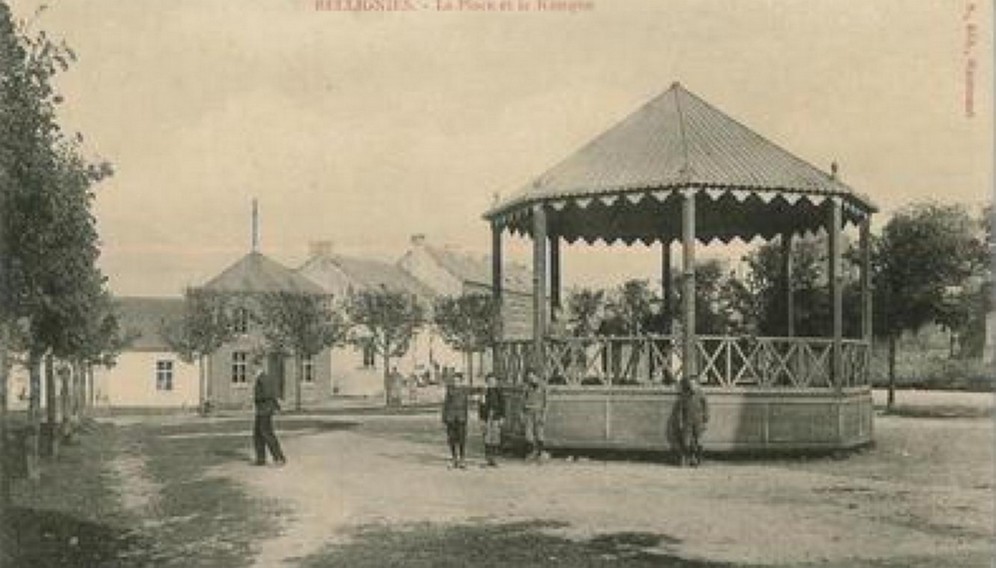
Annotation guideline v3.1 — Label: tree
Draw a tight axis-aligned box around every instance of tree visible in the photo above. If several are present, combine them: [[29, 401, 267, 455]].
[[602, 280, 656, 335], [160, 288, 235, 412], [346, 288, 425, 406], [874, 203, 987, 409], [565, 288, 606, 337], [258, 291, 350, 411], [0, 4, 113, 487], [433, 294, 498, 384]]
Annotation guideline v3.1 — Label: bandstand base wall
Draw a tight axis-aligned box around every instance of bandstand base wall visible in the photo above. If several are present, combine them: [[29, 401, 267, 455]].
[[502, 386, 873, 454]]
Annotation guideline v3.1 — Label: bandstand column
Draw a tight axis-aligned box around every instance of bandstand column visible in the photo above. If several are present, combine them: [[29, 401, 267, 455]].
[[828, 198, 843, 389], [550, 234, 561, 317], [491, 222, 503, 376], [781, 233, 795, 337], [662, 241, 673, 333], [860, 215, 873, 381], [681, 191, 697, 382], [532, 205, 549, 370]]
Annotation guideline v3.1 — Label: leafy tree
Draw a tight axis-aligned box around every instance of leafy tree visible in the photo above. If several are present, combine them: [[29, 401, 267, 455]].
[[601, 280, 656, 335], [565, 288, 606, 336], [258, 291, 350, 410], [160, 288, 235, 411], [346, 288, 425, 406], [0, 4, 113, 486], [874, 203, 987, 409], [433, 294, 498, 384]]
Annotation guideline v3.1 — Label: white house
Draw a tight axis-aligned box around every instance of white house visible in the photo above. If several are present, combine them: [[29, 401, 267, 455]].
[[91, 297, 200, 410], [297, 241, 451, 396]]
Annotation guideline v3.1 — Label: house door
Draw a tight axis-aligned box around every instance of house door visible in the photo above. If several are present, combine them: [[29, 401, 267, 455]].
[[267, 352, 286, 399]]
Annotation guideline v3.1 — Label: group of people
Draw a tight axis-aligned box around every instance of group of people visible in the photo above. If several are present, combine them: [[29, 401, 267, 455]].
[[249, 356, 710, 469], [441, 368, 709, 468]]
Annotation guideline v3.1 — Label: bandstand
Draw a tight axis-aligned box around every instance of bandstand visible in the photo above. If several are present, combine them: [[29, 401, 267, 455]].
[[485, 83, 875, 453]]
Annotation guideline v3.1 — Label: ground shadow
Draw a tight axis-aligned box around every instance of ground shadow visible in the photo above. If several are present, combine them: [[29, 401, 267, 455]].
[[876, 405, 992, 419], [0, 506, 152, 567], [295, 520, 740, 567]]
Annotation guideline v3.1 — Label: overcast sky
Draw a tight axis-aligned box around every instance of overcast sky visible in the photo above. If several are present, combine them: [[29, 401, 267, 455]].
[[10, 0, 993, 296]]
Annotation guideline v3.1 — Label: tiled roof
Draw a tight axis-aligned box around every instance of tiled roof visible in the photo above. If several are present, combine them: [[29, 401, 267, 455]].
[[201, 252, 325, 295], [422, 244, 532, 294], [489, 82, 874, 215], [114, 297, 185, 352], [300, 253, 436, 299]]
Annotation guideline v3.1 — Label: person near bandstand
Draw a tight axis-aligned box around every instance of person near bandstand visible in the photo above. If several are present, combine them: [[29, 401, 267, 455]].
[[479, 372, 505, 466]]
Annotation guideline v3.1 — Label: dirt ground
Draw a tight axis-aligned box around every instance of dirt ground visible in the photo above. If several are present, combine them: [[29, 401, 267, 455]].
[[2, 389, 993, 567]]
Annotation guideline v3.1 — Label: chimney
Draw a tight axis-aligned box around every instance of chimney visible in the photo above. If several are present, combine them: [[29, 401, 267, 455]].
[[309, 240, 335, 258], [410, 233, 426, 246], [251, 198, 260, 252], [830, 161, 839, 180]]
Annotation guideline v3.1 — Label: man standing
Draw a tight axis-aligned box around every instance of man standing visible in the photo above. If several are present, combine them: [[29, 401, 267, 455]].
[[441, 374, 469, 469], [522, 368, 548, 462], [677, 378, 708, 467], [253, 359, 286, 467], [479, 372, 505, 467]]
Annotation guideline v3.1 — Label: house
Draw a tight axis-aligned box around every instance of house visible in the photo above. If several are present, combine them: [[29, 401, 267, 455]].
[[91, 297, 200, 409], [397, 234, 534, 341], [199, 250, 335, 409], [297, 241, 456, 396]]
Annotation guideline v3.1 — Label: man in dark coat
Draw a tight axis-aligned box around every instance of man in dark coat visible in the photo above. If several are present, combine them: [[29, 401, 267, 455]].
[[677, 378, 708, 467], [479, 373, 505, 467], [441, 374, 469, 469], [253, 361, 286, 466], [522, 368, 548, 462]]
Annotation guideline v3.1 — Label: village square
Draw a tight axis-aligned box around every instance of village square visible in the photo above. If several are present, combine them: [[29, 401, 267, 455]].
[[0, 0, 993, 566]]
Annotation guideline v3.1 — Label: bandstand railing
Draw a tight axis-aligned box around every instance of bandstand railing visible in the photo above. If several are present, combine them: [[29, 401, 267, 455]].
[[495, 335, 870, 388]]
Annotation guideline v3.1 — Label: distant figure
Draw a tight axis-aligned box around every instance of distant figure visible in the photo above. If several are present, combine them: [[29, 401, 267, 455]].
[[441, 374, 469, 469], [479, 373, 505, 467], [253, 360, 286, 467], [387, 367, 404, 407], [676, 378, 708, 467], [522, 368, 549, 462]]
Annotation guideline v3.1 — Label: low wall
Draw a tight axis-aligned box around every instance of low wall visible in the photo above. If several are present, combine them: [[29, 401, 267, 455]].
[[503, 386, 873, 453]]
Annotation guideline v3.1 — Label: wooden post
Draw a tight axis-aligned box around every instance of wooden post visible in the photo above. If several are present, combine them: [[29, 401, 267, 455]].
[[549, 235, 561, 317], [491, 222, 504, 377], [781, 233, 795, 337], [662, 241, 673, 334], [682, 191, 697, 383], [828, 198, 843, 389], [860, 216, 873, 384], [532, 205, 549, 372]]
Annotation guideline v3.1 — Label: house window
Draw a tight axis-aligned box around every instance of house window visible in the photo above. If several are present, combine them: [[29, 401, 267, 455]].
[[233, 307, 250, 334], [232, 351, 248, 384], [362, 343, 376, 368], [156, 360, 174, 391], [302, 356, 315, 383]]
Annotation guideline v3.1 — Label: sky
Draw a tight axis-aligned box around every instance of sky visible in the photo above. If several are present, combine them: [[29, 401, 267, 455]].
[[8, 0, 994, 296]]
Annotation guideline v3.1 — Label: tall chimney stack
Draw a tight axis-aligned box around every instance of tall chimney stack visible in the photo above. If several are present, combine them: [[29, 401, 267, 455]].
[[251, 198, 260, 252], [830, 161, 839, 180]]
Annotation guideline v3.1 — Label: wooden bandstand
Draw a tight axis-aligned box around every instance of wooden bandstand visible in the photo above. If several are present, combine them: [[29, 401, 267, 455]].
[[485, 83, 876, 453]]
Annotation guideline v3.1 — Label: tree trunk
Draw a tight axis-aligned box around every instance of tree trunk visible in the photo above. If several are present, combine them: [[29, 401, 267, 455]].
[[70, 361, 82, 430], [0, 326, 11, 506], [295, 354, 303, 412], [467, 350, 474, 385], [60, 363, 71, 442], [382, 352, 391, 407], [44, 353, 57, 458], [887, 335, 897, 412], [198, 354, 206, 414], [27, 353, 41, 482]]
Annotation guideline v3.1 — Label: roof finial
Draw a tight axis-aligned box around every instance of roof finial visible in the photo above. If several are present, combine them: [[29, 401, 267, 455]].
[[830, 161, 839, 180], [251, 198, 260, 252]]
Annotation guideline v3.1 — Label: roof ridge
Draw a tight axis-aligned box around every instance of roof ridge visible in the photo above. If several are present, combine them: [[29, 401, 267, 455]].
[[673, 83, 692, 181], [679, 87, 851, 193]]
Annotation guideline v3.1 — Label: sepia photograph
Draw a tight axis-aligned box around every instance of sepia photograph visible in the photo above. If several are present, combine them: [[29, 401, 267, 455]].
[[0, 0, 993, 566]]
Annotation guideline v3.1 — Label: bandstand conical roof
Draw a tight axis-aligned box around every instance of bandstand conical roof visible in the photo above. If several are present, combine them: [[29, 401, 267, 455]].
[[485, 82, 875, 245]]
